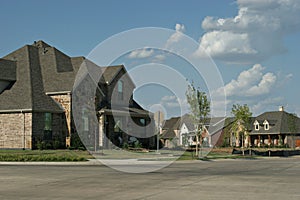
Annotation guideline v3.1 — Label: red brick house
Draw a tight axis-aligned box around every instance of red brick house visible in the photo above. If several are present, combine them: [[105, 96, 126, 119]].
[[0, 41, 154, 149]]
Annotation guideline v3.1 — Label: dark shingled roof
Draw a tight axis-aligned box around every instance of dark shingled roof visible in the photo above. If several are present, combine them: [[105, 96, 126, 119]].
[[32, 40, 81, 93], [207, 117, 235, 135], [250, 111, 300, 135], [0, 40, 140, 114], [162, 117, 181, 130], [162, 114, 235, 137], [101, 66, 124, 85], [0, 45, 63, 112], [161, 129, 176, 139], [0, 59, 16, 81]]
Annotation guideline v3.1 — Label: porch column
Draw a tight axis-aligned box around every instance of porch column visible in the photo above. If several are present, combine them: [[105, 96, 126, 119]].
[[99, 115, 104, 147], [248, 135, 251, 147], [268, 134, 271, 146]]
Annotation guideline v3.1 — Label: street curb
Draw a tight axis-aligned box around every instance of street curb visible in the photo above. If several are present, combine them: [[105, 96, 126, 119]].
[[0, 159, 206, 166]]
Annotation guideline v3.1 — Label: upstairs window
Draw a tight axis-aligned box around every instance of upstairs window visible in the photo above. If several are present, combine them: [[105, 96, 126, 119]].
[[140, 118, 146, 126], [118, 80, 123, 100], [263, 120, 269, 130], [82, 108, 89, 132], [114, 117, 122, 132], [265, 123, 269, 130], [253, 120, 259, 131], [44, 113, 52, 131]]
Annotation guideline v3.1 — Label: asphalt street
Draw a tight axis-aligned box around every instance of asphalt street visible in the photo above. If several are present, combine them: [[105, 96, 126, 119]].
[[0, 158, 299, 200]]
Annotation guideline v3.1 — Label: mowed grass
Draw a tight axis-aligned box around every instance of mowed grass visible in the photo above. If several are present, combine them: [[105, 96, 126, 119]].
[[178, 147, 257, 160], [0, 147, 260, 162], [0, 150, 93, 162]]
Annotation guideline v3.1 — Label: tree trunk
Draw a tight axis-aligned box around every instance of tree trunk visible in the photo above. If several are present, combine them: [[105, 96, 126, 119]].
[[195, 135, 199, 157]]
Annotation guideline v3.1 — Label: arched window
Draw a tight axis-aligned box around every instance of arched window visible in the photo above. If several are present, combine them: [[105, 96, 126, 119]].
[[44, 113, 52, 131], [263, 120, 269, 130], [254, 120, 259, 131], [118, 80, 123, 100]]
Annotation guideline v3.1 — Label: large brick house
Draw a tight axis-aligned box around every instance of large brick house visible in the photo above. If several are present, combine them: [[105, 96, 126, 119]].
[[0, 41, 154, 149], [248, 107, 300, 148]]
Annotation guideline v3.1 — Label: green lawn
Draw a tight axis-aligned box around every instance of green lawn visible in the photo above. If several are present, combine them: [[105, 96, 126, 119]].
[[0, 150, 93, 162], [2, 147, 289, 162]]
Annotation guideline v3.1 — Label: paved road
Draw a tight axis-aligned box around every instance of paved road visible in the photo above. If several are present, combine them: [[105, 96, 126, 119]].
[[0, 158, 299, 200]]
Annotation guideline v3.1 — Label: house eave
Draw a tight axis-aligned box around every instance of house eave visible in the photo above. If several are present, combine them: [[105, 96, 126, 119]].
[[0, 109, 64, 114], [46, 91, 72, 95]]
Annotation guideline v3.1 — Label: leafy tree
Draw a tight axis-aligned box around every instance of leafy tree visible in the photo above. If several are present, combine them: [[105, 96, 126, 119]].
[[186, 83, 210, 156], [231, 104, 252, 152]]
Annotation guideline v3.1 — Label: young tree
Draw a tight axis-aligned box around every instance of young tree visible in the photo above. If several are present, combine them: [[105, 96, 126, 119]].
[[231, 104, 252, 154], [186, 83, 210, 157]]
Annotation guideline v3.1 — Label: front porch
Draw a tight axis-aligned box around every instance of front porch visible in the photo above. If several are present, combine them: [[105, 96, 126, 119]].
[[98, 108, 156, 150], [248, 134, 300, 148]]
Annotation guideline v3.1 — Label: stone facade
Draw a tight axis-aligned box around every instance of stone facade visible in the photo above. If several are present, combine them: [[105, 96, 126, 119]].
[[0, 112, 67, 149], [0, 113, 32, 149], [50, 94, 72, 146], [31, 112, 67, 149]]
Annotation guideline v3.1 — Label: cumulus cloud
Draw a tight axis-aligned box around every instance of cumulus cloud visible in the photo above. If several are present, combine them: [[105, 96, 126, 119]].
[[128, 48, 154, 59], [251, 96, 284, 115], [195, 0, 300, 63], [218, 64, 277, 97], [160, 95, 189, 110], [166, 23, 186, 47], [153, 54, 166, 61], [160, 95, 180, 108]]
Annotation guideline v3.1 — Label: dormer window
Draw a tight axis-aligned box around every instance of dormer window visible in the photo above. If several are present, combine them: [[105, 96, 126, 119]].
[[118, 80, 123, 100], [254, 120, 260, 131], [263, 120, 269, 130]]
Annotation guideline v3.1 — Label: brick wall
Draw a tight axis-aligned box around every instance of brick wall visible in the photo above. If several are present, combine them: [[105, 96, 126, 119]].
[[0, 113, 32, 149]]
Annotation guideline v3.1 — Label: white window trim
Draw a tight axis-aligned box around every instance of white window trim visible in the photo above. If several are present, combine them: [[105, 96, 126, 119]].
[[254, 120, 260, 131], [263, 120, 269, 131]]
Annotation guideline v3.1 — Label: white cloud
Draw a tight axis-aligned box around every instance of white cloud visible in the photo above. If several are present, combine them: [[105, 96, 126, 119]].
[[195, 0, 300, 63], [197, 31, 257, 61], [153, 54, 166, 61], [161, 95, 177, 102], [218, 64, 277, 97], [160, 95, 181, 108], [246, 72, 276, 96], [166, 23, 186, 47], [160, 95, 188, 110], [251, 96, 284, 115], [128, 48, 154, 59]]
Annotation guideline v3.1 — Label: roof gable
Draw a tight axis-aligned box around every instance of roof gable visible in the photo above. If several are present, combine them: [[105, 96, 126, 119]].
[[0, 45, 63, 112], [251, 111, 300, 134]]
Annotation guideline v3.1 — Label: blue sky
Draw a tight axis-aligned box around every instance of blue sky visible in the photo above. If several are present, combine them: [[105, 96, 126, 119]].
[[1, 0, 300, 118]]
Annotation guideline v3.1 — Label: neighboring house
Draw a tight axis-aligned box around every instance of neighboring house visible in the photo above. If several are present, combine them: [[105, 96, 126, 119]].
[[158, 107, 300, 149], [249, 107, 300, 148], [0, 41, 154, 149], [160, 116, 181, 148], [160, 114, 226, 148], [206, 117, 234, 147]]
